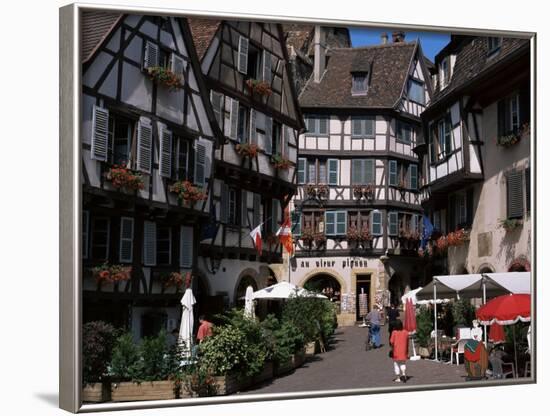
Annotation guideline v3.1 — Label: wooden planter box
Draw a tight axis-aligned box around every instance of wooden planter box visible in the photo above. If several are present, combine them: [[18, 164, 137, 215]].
[[293, 350, 306, 368], [212, 373, 241, 395], [276, 351, 306, 376], [252, 362, 274, 384], [82, 382, 110, 403], [418, 347, 431, 358], [305, 342, 316, 356], [111, 380, 176, 402]]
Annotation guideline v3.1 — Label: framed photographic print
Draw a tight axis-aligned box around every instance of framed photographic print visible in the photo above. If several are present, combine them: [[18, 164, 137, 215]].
[[59, 2, 536, 413]]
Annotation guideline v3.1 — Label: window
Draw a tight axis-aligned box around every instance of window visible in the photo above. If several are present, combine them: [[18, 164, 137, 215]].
[[408, 79, 425, 104], [370, 211, 382, 236], [91, 217, 110, 260], [388, 160, 398, 186], [107, 115, 133, 165], [291, 211, 302, 236], [228, 188, 238, 225], [440, 57, 450, 88], [388, 212, 398, 236], [237, 106, 249, 143], [409, 165, 418, 190], [348, 211, 370, 232], [498, 93, 520, 136], [328, 159, 339, 185], [210, 91, 224, 128], [396, 121, 412, 143], [351, 72, 368, 95], [179, 226, 193, 268], [305, 115, 329, 136], [302, 211, 324, 234], [430, 115, 452, 162], [174, 137, 190, 180], [318, 161, 327, 184], [326, 211, 347, 235], [119, 217, 134, 263], [157, 226, 171, 265], [308, 160, 317, 184], [297, 158, 306, 184], [247, 43, 261, 79], [507, 171, 525, 219], [351, 116, 375, 138], [352, 159, 375, 185], [487, 37, 502, 55]]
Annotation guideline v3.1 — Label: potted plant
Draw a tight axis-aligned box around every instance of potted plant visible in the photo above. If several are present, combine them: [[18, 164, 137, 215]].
[[169, 180, 207, 203], [499, 218, 523, 231], [105, 165, 145, 192], [415, 306, 433, 358], [92, 263, 132, 285], [146, 66, 183, 91], [270, 154, 292, 170], [245, 79, 273, 97], [82, 321, 118, 402], [235, 142, 259, 158]]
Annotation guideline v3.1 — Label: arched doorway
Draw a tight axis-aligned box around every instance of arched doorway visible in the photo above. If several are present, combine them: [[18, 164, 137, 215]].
[[508, 257, 531, 272], [234, 275, 258, 307], [303, 273, 342, 301], [388, 273, 405, 307]]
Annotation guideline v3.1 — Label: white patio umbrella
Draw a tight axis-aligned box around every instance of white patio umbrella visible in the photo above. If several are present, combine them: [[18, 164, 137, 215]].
[[244, 285, 256, 320], [252, 281, 328, 300], [179, 287, 196, 358]]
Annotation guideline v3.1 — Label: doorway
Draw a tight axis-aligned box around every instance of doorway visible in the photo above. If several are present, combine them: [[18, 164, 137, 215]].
[[355, 274, 371, 321]]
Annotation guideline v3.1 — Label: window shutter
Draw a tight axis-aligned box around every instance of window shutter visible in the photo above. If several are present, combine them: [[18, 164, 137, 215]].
[[388, 212, 398, 236], [237, 36, 249, 74], [264, 116, 273, 155], [429, 126, 437, 164], [82, 211, 89, 259], [507, 171, 524, 219], [497, 100, 506, 137], [91, 106, 109, 162], [365, 159, 375, 184], [144, 41, 159, 69], [444, 115, 452, 155], [211, 91, 224, 127], [220, 184, 230, 223], [308, 160, 317, 184], [119, 217, 134, 263], [283, 126, 290, 157], [194, 141, 207, 188], [271, 199, 280, 232], [371, 211, 382, 236], [466, 188, 474, 225], [411, 215, 418, 232], [319, 117, 328, 135], [229, 98, 239, 140], [352, 159, 362, 185], [389, 160, 397, 186], [525, 168, 531, 213], [170, 53, 185, 77], [352, 117, 362, 137], [336, 211, 347, 235], [159, 125, 172, 178], [325, 211, 336, 235], [241, 190, 248, 227], [179, 225, 194, 268], [143, 221, 157, 266], [328, 159, 338, 185], [263, 50, 272, 82], [292, 211, 301, 236], [253, 194, 261, 226], [297, 158, 306, 184], [410, 165, 418, 190], [136, 117, 153, 174], [249, 108, 257, 144], [364, 117, 374, 137]]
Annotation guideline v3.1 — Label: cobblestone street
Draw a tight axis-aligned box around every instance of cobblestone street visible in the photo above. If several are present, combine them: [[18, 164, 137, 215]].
[[243, 325, 470, 394]]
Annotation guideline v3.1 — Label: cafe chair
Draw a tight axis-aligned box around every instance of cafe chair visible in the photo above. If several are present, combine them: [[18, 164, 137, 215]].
[[450, 339, 468, 366], [490, 357, 516, 379]]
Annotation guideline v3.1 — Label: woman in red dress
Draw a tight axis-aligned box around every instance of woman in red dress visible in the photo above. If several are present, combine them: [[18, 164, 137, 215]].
[[389, 319, 409, 383]]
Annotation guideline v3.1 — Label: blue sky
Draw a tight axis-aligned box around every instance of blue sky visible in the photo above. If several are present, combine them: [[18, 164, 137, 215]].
[[349, 28, 450, 61]]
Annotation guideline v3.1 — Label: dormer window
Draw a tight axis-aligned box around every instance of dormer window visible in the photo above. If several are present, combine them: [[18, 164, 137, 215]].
[[351, 72, 368, 95], [408, 79, 425, 105], [487, 37, 502, 56], [440, 56, 451, 88]]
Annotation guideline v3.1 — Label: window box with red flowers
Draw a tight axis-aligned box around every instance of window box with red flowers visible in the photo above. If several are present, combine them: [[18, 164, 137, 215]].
[[169, 180, 207, 203], [105, 165, 145, 192], [235, 143, 259, 158], [92, 263, 132, 284], [300, 227, 315, 248], [270, 154, 292, 170], [161, 272, 184, 291], [359, 229, 373, 248], [245, 79, 273, 97], [352, 184, 375, 200], [446, 228, 469, 246], [146, 66, 183, 91], [316, 185, 329, 200], [314, 233, 326, 249]]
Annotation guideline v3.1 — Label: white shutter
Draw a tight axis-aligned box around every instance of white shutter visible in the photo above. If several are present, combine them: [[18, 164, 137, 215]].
[[143, 221, 157, 266], [237, 36, 249, 74], [91, 105, 109, 162], [179, 225, 194, 268], [159, 124, 172, 178], [82, 211, 89, 259], [170, 53, 185, 77], [262, 50, 272, 82], [119, 217, 134, 263], [144, 41, 159, 69], [194, 141, 207, 188], [210, 90, 224, 127], [282, 126, 290, 157], [249, 108, 257, 144], [264, 116, 273, 155], [136, 117, 153, 174], [229, 98, 239, 140]]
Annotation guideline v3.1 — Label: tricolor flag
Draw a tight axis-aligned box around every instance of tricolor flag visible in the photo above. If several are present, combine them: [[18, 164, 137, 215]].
[[249, 223, 263, 255], [276, 209, 294, 255]]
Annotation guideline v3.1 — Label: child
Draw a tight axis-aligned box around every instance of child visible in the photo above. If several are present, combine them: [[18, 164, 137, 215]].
[[390, 319, 409, 382]]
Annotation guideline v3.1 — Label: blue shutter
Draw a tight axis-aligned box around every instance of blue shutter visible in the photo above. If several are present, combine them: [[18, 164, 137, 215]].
[[325, 211, 336, 235], [388, 212, 398, 236], [371, 211, 382, 236], [328, 159, 339, 185], [365, 159, 375, 184], [297, 158, 306, 184], [410, 165, 418, 190], [336, 211, 347, 235], [119, 217, 134, 263], [389, 160, 398, 186], [179, 225, 194, 268], [292, 211, 301, 237], [364, 117, 374, 137], [352, 117, 362, 137], [319, 117, 328, 135]]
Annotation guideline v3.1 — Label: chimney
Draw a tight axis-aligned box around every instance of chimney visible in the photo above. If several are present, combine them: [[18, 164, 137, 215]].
[[392, 30, 405, 43], [313, 25, 327, 83], [381, 32, 388, 45]]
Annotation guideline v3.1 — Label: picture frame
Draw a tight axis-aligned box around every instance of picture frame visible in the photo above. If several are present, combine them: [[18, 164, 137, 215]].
[[59, 2, 536, 413]]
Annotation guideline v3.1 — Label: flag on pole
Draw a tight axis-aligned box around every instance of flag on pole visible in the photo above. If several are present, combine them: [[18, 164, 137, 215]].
[[276, 209, 294, 255], [249, 223, 263, 255], [421, 215, 434, 249]]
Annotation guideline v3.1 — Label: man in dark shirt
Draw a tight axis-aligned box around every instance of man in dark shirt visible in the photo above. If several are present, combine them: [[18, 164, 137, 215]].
[[366, 306, 382, 348], [387, 304, 400, 334]]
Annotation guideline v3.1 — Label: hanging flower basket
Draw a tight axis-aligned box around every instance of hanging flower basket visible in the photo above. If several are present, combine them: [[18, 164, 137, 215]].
[[499, 218, 523, 231], [146, 66, 183, 91], [169, 180, 207, 202], [270, 154, 292, 170], [105, 165, 145, 191], [162, 272, 184, 289], [245, 79, 273, 97], [496, 122, 530, 148], [235, 143, 259, 158], [92, 263, 132, 284]]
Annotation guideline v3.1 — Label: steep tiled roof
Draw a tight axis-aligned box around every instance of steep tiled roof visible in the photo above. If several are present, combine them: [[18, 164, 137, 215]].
[[188, 18, 221, 60], [299, 41, 417, 109], [430, 36, 530, 107], [81, 11, 122, 63]]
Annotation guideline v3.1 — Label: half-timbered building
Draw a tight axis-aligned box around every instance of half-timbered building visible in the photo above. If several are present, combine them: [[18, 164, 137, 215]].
[[289, 30, 433, 323], [188, 18, 305, 305], [81, 12, 222, 339], [418, 35, 531, 276]]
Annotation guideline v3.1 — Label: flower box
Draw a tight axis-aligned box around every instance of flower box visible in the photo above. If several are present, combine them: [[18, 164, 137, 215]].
[[111, 380, 177, 402], [245, 79, 273, 97], [105, 165, 145, 192], [271, 154, 292, 170], [252, 362, 274, 385], [352, 184, 375, 200], [235, 143, 259, 158], [169, 180, 207, 203], [211, 373, 241, 395], [161, 271, 184, 290], [146, 66, 183, 91], [92, 263, 131, 284], [82, 382, 111, 403], [496, 123, 529, 148]]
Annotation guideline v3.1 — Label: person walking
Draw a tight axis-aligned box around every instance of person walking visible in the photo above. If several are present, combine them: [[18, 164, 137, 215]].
[[390, 319, 409, 383], [387, 303, 400, 335], [366, 305, 382, 348], [196, 315, 213, 343]]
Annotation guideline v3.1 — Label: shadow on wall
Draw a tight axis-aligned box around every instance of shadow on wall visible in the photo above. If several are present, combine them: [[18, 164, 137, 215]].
[[496, 225, 523, 266]]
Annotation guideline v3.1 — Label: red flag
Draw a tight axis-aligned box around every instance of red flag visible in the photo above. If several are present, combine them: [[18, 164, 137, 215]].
[[249, 223, 263, 255], [276, 209, 294, 255]]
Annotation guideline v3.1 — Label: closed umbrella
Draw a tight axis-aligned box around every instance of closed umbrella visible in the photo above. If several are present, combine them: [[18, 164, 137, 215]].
[[489, 323, 506, 344], [244, 285, 255, 320], [404, 298, 420, 360], [179, 288, 196, 358]]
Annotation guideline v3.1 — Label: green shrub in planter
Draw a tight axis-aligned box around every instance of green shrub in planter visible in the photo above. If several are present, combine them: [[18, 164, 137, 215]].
[[415, 306, 433, 348], [260, 315, 304, 365], [109, 333, 141, 382], [138, 330, 172, 382], [282, 297, 337, 344], [452, 298, 476, 327], [82, 321, 119, 385]]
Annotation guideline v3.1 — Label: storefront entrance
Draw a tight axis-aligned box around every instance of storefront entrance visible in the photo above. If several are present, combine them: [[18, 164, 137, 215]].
[[355, 275, 371, 321], [303, 273, 342, 301]]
